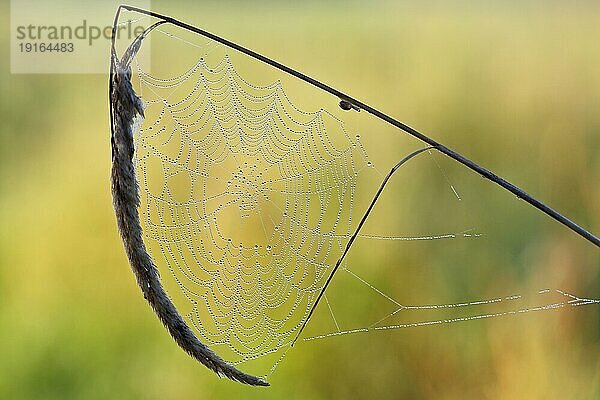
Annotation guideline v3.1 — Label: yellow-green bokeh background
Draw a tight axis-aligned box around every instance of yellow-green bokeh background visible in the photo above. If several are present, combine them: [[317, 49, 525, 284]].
[[1, 1, 599, 399]]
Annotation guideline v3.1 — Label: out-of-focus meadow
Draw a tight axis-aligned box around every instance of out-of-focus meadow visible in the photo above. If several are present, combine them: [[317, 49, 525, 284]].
[[1, 1, 599, 399]]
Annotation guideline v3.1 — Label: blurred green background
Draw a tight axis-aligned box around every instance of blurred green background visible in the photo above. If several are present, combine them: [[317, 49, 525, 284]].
[[1, 1, 599, 399]]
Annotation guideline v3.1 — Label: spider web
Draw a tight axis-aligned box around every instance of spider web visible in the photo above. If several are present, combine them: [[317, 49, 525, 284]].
[[133, 50, 378, 372], [120, 19, 599, 378]]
